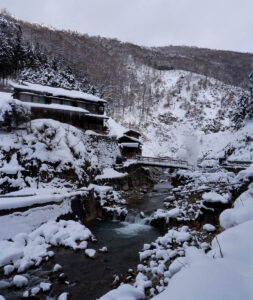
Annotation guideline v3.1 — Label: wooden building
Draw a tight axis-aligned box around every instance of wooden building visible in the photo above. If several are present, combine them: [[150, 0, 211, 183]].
[[118, 131, 142, 158], [124, 129, 141, 140], [11, 82, 108, 132]]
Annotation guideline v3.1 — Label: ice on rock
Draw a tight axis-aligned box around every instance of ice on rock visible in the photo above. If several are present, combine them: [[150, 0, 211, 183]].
[[31, 287, 40, 296], [3, 265, 14, 276], [153, 208, 181, 223], [53, 263, 62, 272], [202, 224, 216, 232], [40, 282, 51, 292], [22, 291, 29, 298], [85, 249, 96, 258], [58, 292, 69, 300], [0, 280, 11, 289], [13, 275, 28, 288], [99, 246, 108, 253]]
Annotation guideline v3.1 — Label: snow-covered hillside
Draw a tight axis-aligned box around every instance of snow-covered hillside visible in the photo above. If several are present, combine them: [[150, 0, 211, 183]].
[[0, 92, 120, 194], [114, 59, 244, 161]]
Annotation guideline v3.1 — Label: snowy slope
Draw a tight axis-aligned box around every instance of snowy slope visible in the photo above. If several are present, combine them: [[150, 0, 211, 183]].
[[0, 92, 120, 194], [114, 59, 244, 161]]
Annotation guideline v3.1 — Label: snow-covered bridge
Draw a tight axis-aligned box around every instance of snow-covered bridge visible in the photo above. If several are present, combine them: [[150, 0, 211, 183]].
[[134, 156, 190, 169]]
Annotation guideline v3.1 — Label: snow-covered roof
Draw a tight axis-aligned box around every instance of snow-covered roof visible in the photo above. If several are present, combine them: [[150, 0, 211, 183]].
[[124, 129, 141, 136], [10, 81, 107, 103], [120, 143, 140, 148], [118, 135, 142, 144], [25, 102, 89, 114], [86, 113, 109, 119]]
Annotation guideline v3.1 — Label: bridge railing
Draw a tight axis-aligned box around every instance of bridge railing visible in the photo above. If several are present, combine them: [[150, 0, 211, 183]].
[[136, 155, 188, 166]]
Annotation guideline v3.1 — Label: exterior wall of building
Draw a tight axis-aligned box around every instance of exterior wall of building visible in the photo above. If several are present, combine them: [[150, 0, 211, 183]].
[[14, 91, 105, 115], [121, 147, 142, 158], [13, 90, 106, 132], [124, 130, 141, 139], [30, 107, 104, 131]]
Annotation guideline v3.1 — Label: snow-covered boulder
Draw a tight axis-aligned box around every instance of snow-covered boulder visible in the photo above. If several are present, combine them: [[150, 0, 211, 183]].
[[13, 275, 28, 288]]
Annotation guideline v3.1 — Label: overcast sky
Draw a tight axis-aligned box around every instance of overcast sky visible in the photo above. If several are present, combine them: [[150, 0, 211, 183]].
[[0, 0, 252, 53]]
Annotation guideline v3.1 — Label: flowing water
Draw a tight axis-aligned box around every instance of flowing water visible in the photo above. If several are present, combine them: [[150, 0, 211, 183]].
[[1, 176, 172, 300]]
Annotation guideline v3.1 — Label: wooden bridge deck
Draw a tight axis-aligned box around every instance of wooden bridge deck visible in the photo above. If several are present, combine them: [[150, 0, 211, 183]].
[[134, 156, 190, 169]]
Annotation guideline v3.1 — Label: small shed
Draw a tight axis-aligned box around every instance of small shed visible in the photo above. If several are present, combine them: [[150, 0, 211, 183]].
[[124, 129, 141, 139], [118, 130, 142, 158]]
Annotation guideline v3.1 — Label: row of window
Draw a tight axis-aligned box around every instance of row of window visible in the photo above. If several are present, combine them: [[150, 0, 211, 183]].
[[18, 93, 104, 114], [31, 109, 104, 130]]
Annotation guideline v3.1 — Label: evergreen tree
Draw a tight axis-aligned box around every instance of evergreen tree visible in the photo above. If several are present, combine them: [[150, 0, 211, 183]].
[[233, 72, 253, 128]]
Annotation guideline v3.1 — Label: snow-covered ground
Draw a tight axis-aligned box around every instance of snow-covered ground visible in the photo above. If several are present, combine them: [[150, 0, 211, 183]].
[[0, 66, 252, 300], [112, 61, 245, 163], [152, 181, 253, 300], [100, 163, 253, 300], [0, 91, 120, 194]]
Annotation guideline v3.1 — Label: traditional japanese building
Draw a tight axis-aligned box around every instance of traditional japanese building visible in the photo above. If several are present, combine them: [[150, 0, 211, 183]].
[[118, 130, 142, 158], [11, 82, 108, 132]]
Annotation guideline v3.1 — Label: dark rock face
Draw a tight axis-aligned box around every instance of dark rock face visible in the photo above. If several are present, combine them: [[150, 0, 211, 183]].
[[70, 192, 98, 223], [197, 201, 231, 226], [95, 165, 158, 191]]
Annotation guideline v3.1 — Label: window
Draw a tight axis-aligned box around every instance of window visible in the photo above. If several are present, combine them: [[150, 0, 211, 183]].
[[62, 100, 69, 106], [19, 93, 32, 102], [39, 97, 46, 104], [98, 106, 104, 113]]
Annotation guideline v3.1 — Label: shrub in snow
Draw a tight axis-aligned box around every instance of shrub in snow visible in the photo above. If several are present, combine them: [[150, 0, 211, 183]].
[[0, 99, 30, 131]]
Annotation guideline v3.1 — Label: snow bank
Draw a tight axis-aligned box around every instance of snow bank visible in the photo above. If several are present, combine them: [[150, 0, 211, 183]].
[[0, 220, 93, 272], [0, 198, 72, 239], [13, 275, 28, 288], [220, 183, 253, 229], [152, 181, 253, 300], [152, 208, 181, 223], [99, 284, 144, 300], [0, 189, 88, 210], [95, 168, 127, 180], [107, 118, 126, 138], [153, 240, 252, 300], [0, 118, 120, 194]]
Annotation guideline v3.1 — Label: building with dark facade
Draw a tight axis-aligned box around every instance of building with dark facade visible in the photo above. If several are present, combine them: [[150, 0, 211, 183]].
[[11, 82, 108, 132]]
